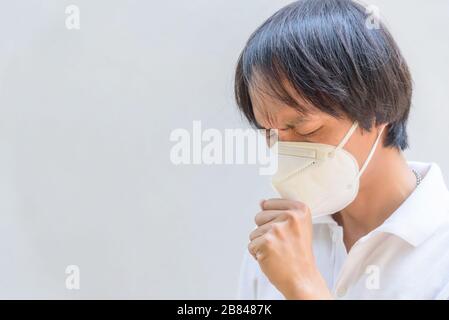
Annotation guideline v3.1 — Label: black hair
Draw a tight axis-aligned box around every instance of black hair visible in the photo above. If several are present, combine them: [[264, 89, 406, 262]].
[[234, 0, 413, 150]]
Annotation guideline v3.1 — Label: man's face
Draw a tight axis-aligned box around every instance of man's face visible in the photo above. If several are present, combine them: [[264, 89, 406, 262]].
[[248, 80, 384, 183]]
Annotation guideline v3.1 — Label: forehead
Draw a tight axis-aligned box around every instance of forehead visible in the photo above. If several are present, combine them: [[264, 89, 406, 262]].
[[248, 80, 318, 128]]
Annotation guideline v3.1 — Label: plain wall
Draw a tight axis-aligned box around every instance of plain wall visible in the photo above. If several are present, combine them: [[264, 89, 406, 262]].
[[0, 0, 448, 298]]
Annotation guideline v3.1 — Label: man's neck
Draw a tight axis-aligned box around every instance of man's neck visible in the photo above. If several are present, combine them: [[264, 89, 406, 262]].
[[333, 148, 417, 252]]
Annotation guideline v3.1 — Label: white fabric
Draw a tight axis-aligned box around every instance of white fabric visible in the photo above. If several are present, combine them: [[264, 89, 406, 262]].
[[238, 161, 449, 300]]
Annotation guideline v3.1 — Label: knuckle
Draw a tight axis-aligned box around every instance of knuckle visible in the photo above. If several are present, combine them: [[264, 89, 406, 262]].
[[257, 252, 267, 262], [263, 234, 273, 248], [283, 210, 298, 222], [291, 201, 307, 211], [270, 223, 282, 236]]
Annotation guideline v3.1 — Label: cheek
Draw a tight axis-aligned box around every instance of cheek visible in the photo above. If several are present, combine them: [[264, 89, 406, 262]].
[[343, 133, 371, 169]]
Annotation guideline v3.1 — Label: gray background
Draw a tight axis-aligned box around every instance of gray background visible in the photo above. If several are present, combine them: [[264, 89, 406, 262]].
[[0, 0, 448, 299]]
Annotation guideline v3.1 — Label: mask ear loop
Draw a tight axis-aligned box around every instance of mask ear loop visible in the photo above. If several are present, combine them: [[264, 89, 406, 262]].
[[328, 122, 359, 158], [356, 125, 386, 179]]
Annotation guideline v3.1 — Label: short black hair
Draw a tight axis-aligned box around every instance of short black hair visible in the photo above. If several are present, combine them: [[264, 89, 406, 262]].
[[234, 0, 413, 150]]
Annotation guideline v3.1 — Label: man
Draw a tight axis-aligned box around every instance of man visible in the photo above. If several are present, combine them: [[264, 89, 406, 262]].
[[235, 0, 449, 299]]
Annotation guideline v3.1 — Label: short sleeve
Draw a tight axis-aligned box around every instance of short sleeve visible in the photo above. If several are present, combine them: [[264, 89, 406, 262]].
[[236, 249, 258, 299]]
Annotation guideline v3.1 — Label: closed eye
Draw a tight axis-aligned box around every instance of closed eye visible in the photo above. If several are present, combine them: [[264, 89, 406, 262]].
[[297, 126, 323, 137]]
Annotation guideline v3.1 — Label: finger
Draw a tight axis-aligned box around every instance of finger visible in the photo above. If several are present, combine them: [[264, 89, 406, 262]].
[[249, 223, 272, 241], [248, 235, 267, 260], [262, 198, 307, 211], [254, 210, 283, 226]]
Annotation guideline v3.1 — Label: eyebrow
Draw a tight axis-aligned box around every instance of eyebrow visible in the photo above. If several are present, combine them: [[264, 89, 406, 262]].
[[254, 115, 310, 130], [285, 115, 310, 128]]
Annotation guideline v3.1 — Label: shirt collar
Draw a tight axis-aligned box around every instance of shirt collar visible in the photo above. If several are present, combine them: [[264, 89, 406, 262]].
[[376, 161, 449, 246], [313, 161, 449, 247]]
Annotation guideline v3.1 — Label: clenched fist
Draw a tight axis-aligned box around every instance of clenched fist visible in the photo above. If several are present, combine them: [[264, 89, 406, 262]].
[[248, 199, 333, 300]]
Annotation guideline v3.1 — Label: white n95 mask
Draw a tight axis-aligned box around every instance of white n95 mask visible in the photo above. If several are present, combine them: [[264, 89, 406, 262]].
[[272, 121, 385, 218]]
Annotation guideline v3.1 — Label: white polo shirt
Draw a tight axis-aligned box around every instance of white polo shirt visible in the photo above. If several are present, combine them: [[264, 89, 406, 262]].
[[237, 161, 449, 299]]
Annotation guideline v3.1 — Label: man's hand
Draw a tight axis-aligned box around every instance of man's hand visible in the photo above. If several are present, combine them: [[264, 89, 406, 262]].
[[248, 198, 333, 300]]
